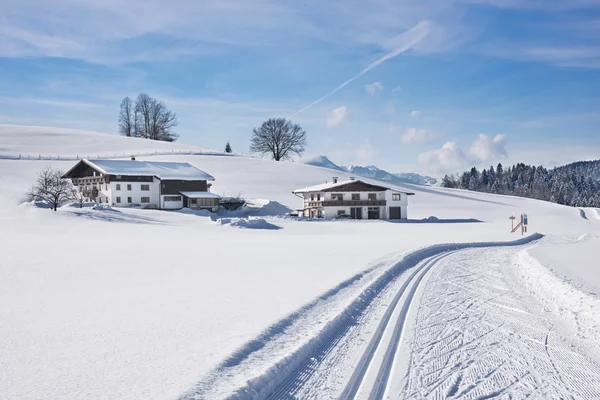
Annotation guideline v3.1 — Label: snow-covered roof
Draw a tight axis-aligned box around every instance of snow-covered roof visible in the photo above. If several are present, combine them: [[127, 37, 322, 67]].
[[80, 159, 215, 181], [293, 179, 415, 195], [180, 191, 221, 199]]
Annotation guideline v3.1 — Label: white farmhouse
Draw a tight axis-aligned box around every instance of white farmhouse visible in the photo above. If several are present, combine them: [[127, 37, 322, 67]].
[[62, 158, 220, 211], [293, 177, 414, 219]]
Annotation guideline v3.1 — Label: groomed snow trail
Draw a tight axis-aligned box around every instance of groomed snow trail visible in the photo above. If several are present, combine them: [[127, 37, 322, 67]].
[[400, 247, 600, 399], [246, 238, 600, 400], [183, 237, 554, 400]]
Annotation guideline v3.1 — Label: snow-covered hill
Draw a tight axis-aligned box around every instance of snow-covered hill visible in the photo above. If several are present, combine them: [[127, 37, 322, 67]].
[[1, 126, 599, 400], [0, 124, 221, 159]]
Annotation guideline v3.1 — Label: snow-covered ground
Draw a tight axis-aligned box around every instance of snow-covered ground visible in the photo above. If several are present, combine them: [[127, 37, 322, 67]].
[[0, 126, 599, 399]]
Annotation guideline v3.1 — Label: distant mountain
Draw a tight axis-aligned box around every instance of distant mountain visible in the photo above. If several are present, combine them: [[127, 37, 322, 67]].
[[303, 155, 345, 172], [394, 172, 439, 186], [303, 156, 438, 186]]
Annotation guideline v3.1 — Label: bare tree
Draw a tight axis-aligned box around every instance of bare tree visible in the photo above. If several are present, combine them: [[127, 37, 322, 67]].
[[74, 189, 86, 209], [129, 93, 179, 142], [26, 167, 77, 211], [250, 118, 306, 161], [118, 97, 134, 137]]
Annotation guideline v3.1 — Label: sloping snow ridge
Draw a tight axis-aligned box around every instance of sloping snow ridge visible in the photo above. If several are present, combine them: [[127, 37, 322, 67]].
[[1, 126, 599, 400]]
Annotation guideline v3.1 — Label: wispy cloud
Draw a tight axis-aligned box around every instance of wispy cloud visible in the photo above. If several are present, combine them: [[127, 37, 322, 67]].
[[327, 106, 349, 126], [291, 21, 431, 116], [401, 128, 437, 145], [365, 81, 383, 96]]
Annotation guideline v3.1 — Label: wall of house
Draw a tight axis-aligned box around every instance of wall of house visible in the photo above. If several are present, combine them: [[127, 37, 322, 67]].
[[109, 179, 160, 208], [301, 190, 410, 219], [385, 191, 409, 219]]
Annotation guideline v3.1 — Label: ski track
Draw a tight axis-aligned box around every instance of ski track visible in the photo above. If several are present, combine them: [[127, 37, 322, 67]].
[[400, 248, 600, 399], [182, 236, 548, 400]]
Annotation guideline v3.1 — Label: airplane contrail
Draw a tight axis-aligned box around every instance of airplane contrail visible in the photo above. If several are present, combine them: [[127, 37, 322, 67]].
[[290, 20, 431, 117]]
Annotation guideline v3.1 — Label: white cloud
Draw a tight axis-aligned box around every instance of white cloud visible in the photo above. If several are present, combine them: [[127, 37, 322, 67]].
[[327, 106, 348, 126], [418, 142, 467, 173], [356, 139, 374, 162], [401, 128, 436, 145], [410, 110, 420, 117], [392, 86, 403, 93], [469, 133, 507, 163], [418, 133, 508, 173], [365, 81, 383, 96]]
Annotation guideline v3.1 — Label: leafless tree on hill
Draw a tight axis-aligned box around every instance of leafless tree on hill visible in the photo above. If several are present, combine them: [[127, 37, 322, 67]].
[[118, 93, 179, 142], [118, 97, 134, 137], [250, 118, 306, 161], [26, 167, 77, 211]]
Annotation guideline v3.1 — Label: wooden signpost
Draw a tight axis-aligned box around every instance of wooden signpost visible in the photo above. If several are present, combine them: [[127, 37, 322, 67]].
[[511, 214, 529, 235]]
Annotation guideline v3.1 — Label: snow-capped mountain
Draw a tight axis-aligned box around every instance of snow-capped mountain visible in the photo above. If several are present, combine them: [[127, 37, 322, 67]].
[[303, 155, 438, 186]]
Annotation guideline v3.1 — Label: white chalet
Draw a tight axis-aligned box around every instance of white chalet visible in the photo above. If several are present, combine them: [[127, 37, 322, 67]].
[[62, 158, 220, 211], [293, 177, 415, 219]]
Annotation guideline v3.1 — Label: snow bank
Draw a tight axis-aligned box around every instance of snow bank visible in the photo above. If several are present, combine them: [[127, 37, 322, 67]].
[[214, 217, 282, 230], [527, 234, 600, 295], [518, 243, 600, 344]]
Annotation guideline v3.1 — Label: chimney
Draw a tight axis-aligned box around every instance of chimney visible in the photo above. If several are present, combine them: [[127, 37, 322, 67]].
[[131, 156, 136, 161], [332, 177, 338, 184]]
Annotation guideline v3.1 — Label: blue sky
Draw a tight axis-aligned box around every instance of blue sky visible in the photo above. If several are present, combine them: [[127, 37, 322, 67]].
[[1, 0, 600, 174]]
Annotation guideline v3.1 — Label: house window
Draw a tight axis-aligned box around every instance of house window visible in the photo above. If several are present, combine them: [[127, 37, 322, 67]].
[[127, 184, 132, 191], [116, 197, 121, 203], [189, 198, 197, 205], [317, 194, 321, 201], [164, 196, 182, 202], [392, 193, 401, 201], [116, 184, 121, 191], [141, 197, 150, 203], [368, 193, 377, 201], [332, 193, 343, 201], [352, 194, 360, 200], [311, 194, 314, 201], [337, 210, 346, 216], [141, 184, 150, 191], [127, 197, 132, 203]]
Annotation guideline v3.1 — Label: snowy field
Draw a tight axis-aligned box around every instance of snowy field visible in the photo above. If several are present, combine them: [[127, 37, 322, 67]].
[[1, 126, 599, 399]]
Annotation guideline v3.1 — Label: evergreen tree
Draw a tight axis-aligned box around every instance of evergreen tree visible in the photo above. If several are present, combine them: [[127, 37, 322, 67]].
[[225, 141, 232, 153], [440, 160, 600, 208]]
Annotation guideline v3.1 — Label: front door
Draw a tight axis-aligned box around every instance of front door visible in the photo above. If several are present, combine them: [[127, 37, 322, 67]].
[[367, 207, 380, 219], [350, 207, 362, 219]]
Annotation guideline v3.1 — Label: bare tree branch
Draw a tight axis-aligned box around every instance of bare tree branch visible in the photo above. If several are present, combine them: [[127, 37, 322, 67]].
[[26, 167, 77, 211], [250, 118, 306, 161], [128, 93, 179, 142], [118, 97, 134, 137]]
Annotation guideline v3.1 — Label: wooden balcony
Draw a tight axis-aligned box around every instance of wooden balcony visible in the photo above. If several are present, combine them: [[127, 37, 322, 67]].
[[306, 200, 386, 207]]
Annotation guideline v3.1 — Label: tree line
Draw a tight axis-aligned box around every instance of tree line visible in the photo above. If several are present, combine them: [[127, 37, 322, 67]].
[[441, 161, 600, 208]]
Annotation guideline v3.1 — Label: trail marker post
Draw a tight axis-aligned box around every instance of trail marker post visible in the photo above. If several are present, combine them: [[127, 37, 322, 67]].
[[510, 215, 516, 231]]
